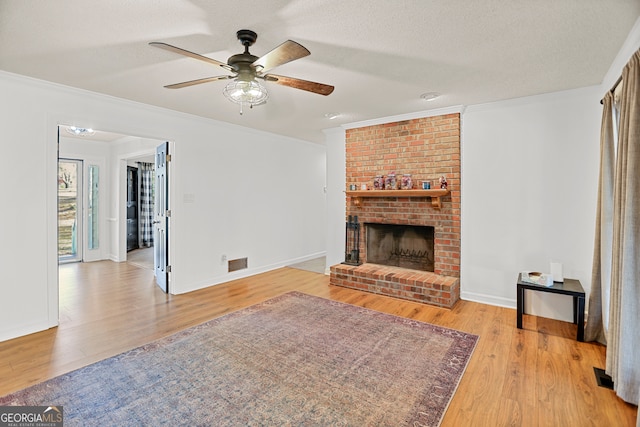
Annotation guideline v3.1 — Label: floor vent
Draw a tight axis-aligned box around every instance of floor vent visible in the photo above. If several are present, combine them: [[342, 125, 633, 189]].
[[228, 257, 248, 272], [593, 367, 614, 390]]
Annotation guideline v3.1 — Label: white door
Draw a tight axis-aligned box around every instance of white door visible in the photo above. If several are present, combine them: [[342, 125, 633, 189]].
[[154, 142, 170, 293]]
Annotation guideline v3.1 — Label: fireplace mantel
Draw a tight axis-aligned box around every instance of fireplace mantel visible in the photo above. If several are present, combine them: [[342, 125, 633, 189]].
[[346, 189, 450, 209]]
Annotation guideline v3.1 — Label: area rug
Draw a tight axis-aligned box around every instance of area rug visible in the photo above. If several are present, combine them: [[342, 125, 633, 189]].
[[0, 292, 478, 426]]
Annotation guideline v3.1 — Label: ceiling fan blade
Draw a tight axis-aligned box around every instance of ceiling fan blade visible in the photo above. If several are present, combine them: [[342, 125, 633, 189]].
[[164, 75, 232, 89], [264, 74, 334, 96], [149, 42, 234, 71], [253, 40, 310, 74]]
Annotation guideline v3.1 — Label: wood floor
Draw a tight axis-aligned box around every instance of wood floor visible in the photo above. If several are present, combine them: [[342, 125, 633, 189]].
[[0, 260, 636, 426]]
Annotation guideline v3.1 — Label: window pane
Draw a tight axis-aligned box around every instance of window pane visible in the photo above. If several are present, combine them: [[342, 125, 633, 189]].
[[88, 165, 99, 250], [58, 161, 78, 257]]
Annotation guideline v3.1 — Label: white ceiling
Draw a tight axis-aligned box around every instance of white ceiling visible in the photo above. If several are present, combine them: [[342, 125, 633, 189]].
[[1, 1, 638, 144]]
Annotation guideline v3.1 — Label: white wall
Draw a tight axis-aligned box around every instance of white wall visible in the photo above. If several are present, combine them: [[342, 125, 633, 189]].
[[461, 87, 601, 320], [323, 127, 346, 273], [459, 17, 640, 320], [0, 71, 327, 342]]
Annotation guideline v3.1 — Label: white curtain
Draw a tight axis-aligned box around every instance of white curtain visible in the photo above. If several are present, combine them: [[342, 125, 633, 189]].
[[139, 162, 155, 248], [584, 91, 614, 345], [586, 49, 640, 422], [608, 49, 640, 408]]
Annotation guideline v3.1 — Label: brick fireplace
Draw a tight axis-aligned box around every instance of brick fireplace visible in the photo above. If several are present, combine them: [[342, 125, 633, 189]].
[[329, 113, 461, 308]]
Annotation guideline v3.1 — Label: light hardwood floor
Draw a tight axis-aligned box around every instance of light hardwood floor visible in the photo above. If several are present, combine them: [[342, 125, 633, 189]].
[[0, 260, 636, 426]]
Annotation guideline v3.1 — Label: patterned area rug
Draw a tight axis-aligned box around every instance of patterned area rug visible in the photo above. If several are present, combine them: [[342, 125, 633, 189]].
[[0, 292, 478, 426]]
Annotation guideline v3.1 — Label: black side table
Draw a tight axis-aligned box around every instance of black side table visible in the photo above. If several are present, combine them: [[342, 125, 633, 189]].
[[516, 273, 586, 342]]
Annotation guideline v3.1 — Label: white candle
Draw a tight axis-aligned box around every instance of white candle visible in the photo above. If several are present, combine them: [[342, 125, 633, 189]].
[[550, 262, 564, 283]]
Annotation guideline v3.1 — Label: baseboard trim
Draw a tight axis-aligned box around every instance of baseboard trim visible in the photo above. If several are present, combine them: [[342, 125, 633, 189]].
[[0, 321, 53, 343], [461, 291, 515, 309]]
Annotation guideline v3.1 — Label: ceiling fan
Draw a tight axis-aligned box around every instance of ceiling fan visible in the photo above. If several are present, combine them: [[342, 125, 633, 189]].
[[150, 29, 334, 114]]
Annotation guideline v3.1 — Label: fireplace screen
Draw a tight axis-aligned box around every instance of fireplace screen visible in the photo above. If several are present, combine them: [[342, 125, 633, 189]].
[[343, 215, 361, 265], [366, 224, 434, 271]]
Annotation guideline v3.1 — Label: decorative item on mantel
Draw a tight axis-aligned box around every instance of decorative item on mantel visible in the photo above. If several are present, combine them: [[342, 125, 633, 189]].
[[373, 175, 384, 190], [401, 174, 413, 190], [384, 172, 397, 190], [439, 175, 448, 189]]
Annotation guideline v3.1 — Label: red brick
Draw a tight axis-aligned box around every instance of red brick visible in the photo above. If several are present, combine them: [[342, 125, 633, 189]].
[[339, 113, 460, 306]]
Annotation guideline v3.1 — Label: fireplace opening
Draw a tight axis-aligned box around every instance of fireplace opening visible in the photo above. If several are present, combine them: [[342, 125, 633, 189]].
[[366, 223, 435, 271]]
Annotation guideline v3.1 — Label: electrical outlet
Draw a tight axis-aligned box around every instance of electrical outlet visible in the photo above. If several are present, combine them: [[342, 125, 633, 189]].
[[221, 254, 227, 264]]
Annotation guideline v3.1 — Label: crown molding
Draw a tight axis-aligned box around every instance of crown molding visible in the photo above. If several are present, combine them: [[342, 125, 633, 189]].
[[341, 105, 465, 130]]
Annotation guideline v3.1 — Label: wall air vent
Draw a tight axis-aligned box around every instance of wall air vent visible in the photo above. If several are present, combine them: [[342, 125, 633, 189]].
[[228, 257, 248, 272]]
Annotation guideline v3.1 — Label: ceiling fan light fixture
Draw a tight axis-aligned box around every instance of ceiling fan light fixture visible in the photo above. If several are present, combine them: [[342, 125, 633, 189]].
[[66, 126, 95, 136], [223, 79, 269, 114], [151, 30, 333, 114]]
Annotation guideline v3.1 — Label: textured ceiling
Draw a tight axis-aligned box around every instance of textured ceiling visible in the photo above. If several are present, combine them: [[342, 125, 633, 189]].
[[1, 1, 638, 143]]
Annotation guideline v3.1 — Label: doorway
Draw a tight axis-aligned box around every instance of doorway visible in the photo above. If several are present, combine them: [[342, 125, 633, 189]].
[[56, 125, 170, 291], [127, 166, 139, 252], [126, 161, 157, 271]]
